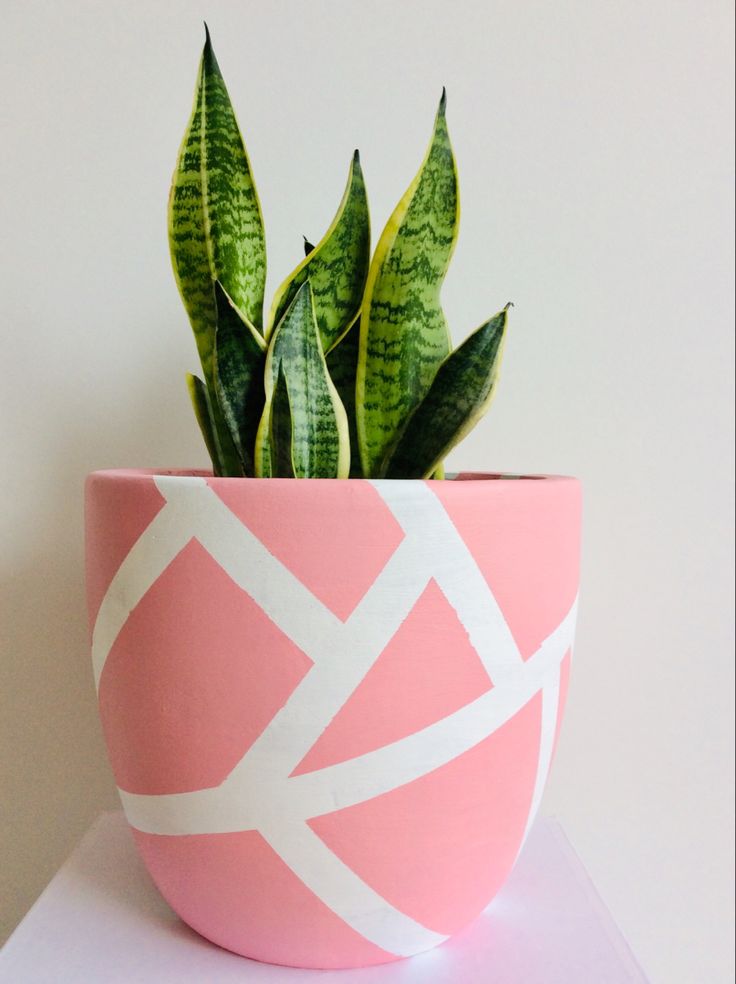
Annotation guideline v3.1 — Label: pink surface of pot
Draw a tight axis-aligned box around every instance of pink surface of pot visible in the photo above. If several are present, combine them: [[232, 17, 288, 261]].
[[85, 470, 581, 969]]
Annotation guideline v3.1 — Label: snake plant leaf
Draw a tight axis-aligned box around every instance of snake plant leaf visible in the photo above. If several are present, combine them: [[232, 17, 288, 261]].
[[255, 281, 350, 478], [384, 306, 509, 479], [186, 372, 243, 477], [325, 317, 362, 477], [186, 373, 225, 475], [213, 282, 267, 476], [201, 28, 267, 333], [169, 28, 265, 381], [303, 236, 316, 257], [267, 151, 370, 353], [356, 91, 459, 477], [169, 56, 217, 385], [210, 396, 245, 476], [268, 363, 295, 478]]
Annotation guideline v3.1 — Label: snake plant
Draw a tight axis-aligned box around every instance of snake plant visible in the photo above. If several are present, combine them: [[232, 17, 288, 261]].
[[170, 29, 509, 479]]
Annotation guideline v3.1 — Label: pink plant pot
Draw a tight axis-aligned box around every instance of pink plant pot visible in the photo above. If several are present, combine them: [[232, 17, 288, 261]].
[[85, 469, 581, 969]]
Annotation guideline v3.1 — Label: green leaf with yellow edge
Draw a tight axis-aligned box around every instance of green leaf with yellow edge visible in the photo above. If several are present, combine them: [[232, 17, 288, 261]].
[[213, 282, 266, 476], [169, 28, 265, 380], [255, 281, 350, 478], [169, 54, 217, 385], [186, 373, 224, 475], [356, 91, 459, 478], [268, 363, 295, 478], [384, 306, 509, 479], [325, 317, 362, 477], [169, 28, 266, 467], [267, 152, 370, 353], [186, 372, 243, 477], [201, 29, 266, 332]]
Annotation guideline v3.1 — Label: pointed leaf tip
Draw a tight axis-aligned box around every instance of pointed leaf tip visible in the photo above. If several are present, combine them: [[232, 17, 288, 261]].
[[439, 87, 447, 112], [267, 154, 370, 349], [383, 308, 509, 479], [257, 276, 349, 478], [353, 148, 360, 164], [202, 21, 220, 72], [356, 79, 458, 476]]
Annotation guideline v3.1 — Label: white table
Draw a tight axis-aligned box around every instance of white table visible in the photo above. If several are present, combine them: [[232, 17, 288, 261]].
[[0, 813, 648, 982]]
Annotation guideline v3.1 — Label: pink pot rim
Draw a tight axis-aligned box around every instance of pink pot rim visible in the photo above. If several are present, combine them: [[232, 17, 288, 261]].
[[86, 468, 579, 485]]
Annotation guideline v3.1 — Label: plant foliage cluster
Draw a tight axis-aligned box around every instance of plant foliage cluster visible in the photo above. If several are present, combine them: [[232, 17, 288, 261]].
[[170, 29, 509, 479]]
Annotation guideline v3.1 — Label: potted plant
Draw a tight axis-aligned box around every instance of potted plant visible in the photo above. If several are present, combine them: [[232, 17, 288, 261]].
[[85, 28, 581, 970]]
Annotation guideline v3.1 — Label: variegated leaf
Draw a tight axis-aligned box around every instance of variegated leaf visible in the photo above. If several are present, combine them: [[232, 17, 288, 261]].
[[170, 28, 265, 469], [255, 281, 350, 478], [356, 92, 459, 477], [267, 152, 370, 353], [213, 282, 266, 476], [186, 373, 226, 476], [211, 399, 244, 476], [384, 306, 509, 479], [201, 28, 267, 332], [268, 363, 295, 478], [325, 317, 362, 477], [186, 372, 243, 477], [169, 57, 217, 384]]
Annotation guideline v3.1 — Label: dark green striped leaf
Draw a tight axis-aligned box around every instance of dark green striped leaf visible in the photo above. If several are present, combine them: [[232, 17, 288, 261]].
[[255, 282, 350, 478], [169, 29, 266, 375], [268, 363, 295, 478], [213, 282, 267, 476], [169, 58, 217, 385], [186, 373, 224, 475], [186, 371, 243, 477], [170, 29, 265, 470], [201, 29, 267, 333], [210, 398, 244, 476], [326, 317, 362, 477], [267, 152, 370, 353], [356, 92, 459, 477], [384, 307, 509, 479]]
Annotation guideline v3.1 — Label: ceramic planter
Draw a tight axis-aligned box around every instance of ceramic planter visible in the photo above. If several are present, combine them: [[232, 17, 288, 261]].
[[85, 469, 581, 969]]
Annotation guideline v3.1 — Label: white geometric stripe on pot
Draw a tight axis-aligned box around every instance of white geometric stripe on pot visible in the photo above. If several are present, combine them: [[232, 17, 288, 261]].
[[93, 475, 576, 957], [520, 667, 561, 850], [376, 482, 573, 852], [261, 821, 449, 957], [117, 600, 575, 829]]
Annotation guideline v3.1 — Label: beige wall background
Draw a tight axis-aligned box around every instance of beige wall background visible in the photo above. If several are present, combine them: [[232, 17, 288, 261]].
[[1, 1, 733, 981]]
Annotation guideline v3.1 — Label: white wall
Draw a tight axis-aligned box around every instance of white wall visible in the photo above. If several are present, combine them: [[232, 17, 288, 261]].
[[1, 1, 733, 981]]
